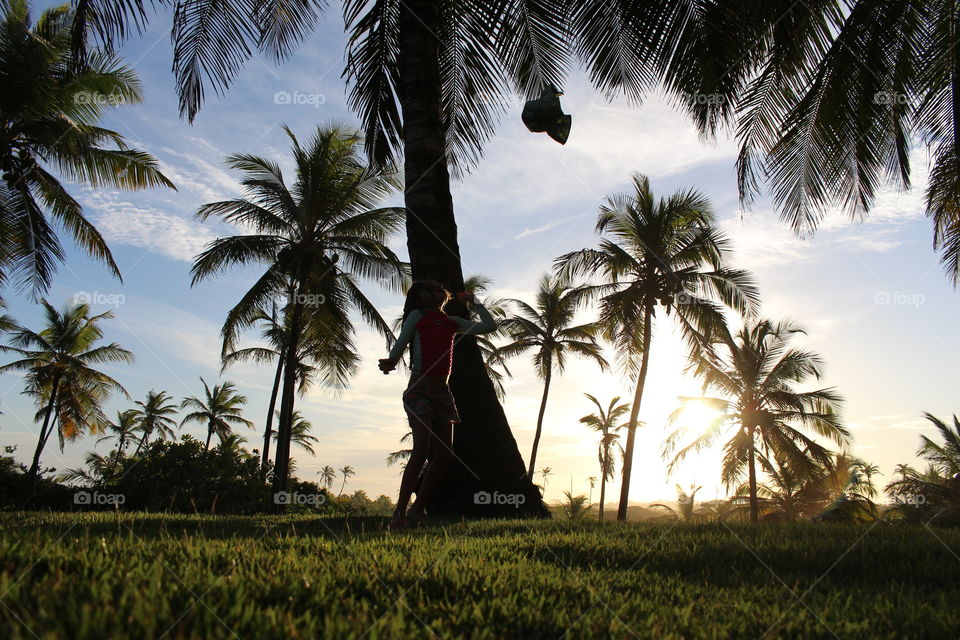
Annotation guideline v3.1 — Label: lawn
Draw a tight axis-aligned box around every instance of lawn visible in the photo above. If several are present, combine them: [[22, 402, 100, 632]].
[[1, 513, 957, 639]]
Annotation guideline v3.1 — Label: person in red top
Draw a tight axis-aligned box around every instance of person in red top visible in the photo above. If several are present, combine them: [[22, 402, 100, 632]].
[[379, 280, 497, 528]]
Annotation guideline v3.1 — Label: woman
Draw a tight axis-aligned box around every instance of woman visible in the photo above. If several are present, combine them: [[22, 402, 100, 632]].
[[379, 280, 497, 528]]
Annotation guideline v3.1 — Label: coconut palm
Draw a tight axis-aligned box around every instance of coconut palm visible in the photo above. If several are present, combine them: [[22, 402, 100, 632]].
[[886, 413, 960, 525], [223, 304, 330, 470], [338, 465, 355, 497], [216, 432, 249, 456], [57, 451, 118, 484], [179, 378, 254, 450], [588, 476, 596, 505], [318, 465, 337, 492], [559, 491, 591, 521], [189, 124, 406, 496], [539, 467, 552, 492], [665, 317, 849, 523], [651, 484, 702, 523], [579, 393, 629, 521], [0, 300, 132, 487], [0, 0, 174, 297], [557, 174, 759, 520], [96, 409, 139, 462], [130, 390, 179, 456], [271, 410, 318, 456], [499, 273, 609, 476]]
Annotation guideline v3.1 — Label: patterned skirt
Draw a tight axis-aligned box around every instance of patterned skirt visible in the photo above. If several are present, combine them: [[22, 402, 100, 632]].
[[402, 375, 461, 424]]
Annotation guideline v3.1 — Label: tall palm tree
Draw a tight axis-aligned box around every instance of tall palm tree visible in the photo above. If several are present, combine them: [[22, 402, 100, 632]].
[[539, 466, 552, 492], [557, 174, 759, 521], [318, 465, 337, 492], [130, 390, 179, 456], [499, 273, 609, 476], [223, 303, 329, 470], [272, 410, 318, 456], [189, 125, 405, 497], [0, 0, 174, 297], [338, 465, 355, 497], [664, 317, 849, 523], [0, 300, 132, 487], [96, 409, 139, 462], [579, 393, 629, 521], [588, 476, 596, 506], [179, 378, 254, 450]]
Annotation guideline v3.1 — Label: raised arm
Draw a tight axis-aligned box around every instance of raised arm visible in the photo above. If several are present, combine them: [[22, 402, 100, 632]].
[[451, 302, 497, 336], [380, 310, 421, 373]]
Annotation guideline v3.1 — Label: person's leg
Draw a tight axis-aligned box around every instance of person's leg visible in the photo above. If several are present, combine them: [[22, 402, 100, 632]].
[[408, 418, 453, 518], [392, 413, 430, 523]]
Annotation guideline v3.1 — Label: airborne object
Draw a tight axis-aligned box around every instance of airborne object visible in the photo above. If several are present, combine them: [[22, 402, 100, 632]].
[[521, 85, 571, 144]]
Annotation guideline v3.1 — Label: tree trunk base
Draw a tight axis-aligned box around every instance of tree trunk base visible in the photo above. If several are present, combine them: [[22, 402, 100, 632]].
[[426, 340, 550, 518]]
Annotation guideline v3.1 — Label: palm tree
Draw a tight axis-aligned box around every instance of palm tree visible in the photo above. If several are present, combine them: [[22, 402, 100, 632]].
[[579, 394, 629, 521], [223, 305, 326, 470], [651, 484, 703, 523], [179, 378, 254, 450], [588, 476, 596, 505], [0, 300, 132, 487], [539, 466, 552, 493], [338, 465, 355, 497], [96, 409, 139, 462], [216, 432, 249, 456], [189, 125, 405, 497], [664, 1, 960, 284], [557, 174, 759, 521], [499, 273, 609, 476], [130, 390, 179, 456], [318, 465, 337, 492], [886, 413, 960, 525], [271, 410, 318, 456], [559, 491, 591, 521], [665, 317, 849, 523], [0, 0, 174, 297]]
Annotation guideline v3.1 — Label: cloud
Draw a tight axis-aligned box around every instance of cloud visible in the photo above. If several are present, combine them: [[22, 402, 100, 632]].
[[83, 192, 217, 263]]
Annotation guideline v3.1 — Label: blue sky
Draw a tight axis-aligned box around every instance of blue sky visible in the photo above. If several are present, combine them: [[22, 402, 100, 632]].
[[2, 1, 958, 504]]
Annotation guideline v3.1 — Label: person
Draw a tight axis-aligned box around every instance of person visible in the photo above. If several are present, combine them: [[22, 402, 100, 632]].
[[379, 279, 497, 529]]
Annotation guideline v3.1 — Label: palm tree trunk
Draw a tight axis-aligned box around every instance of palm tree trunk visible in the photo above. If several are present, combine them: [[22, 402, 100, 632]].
[[599, 470, 607, 521], [261, 356, 284, 471], [133, 428, 149, 457], [27, 374, 61, 488], [617, 302, 653, 522], [205, 424, 213, 450], [272, 299, 304, 507], [748, 423, 759, 523], [398, 0, 547, 518], [527, 362, 553, 477]]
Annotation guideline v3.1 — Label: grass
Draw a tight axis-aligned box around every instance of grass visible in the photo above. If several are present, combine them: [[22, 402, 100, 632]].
[[1, 512, 958, 639]]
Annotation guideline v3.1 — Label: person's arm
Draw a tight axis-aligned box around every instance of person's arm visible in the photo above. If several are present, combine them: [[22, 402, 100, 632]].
[[451, 301, 497, 336], [379, 311, 420, 373]]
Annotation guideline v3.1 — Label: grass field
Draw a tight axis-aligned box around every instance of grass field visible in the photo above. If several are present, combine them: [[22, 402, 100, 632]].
[[1, 513, 958, 639]]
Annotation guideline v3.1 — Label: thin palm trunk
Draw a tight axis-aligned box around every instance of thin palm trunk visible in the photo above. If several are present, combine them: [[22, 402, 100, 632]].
[[133, 427, 149, 456], [28, 373, 61, 486], [261, 356, 284, 471], [599, 469, 607, 521], [272, 299, 304, 506], [527, 362, 552, 477], [398, 0, 546, 517], [617, 302, 653, 522], [205, 422, 214, 450], [748, 423, 759, 523]]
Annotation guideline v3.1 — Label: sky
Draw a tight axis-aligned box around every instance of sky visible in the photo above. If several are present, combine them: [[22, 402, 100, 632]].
[[2, 1, 958, 505]]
